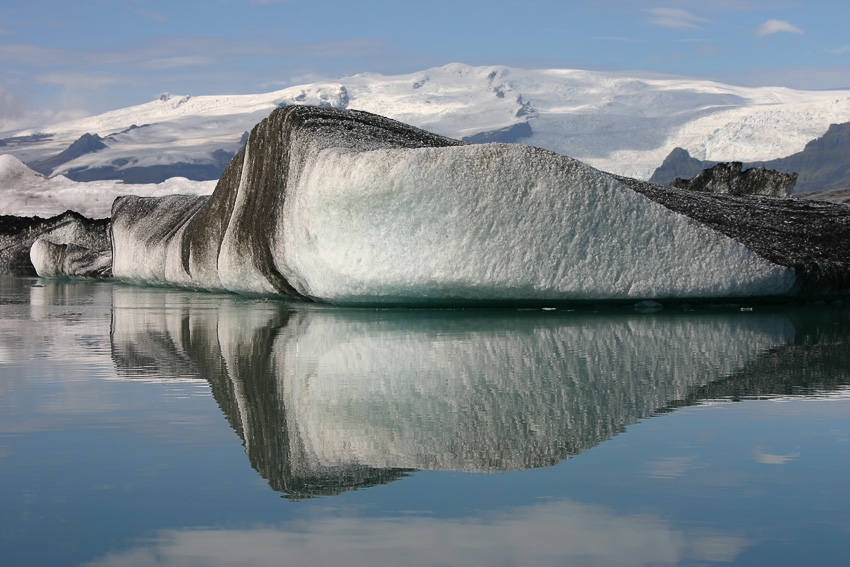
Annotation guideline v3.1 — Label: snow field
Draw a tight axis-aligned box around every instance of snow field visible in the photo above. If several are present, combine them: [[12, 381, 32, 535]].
[[4, 63, 850, 184]]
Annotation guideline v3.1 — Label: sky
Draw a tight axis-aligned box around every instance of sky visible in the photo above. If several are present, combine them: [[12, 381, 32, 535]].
[[1, 0, 848, 132]]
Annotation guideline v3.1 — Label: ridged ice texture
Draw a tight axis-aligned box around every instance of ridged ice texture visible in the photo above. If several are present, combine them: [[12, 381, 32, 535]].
[[111, 194, 209, 287], [110, 106, 797, 304], [278, 143, 794, 303]]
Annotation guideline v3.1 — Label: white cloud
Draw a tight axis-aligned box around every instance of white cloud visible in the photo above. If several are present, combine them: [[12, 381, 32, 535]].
[[645, 8, 710, 29], [37, 71, 122, 90], [0, 83, 25, 124], [260, 72, 331, 89], [754, 19, 803, 37], [0, 43, 75, 66], [0, 82, 88, 132], [826, 45, 850, 55]]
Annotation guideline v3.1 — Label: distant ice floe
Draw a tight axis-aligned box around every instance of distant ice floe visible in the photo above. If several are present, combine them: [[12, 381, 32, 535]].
[[0, 154, 215, 218]]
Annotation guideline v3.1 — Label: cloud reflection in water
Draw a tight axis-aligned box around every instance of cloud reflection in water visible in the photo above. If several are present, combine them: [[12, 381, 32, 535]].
[[86, 498, 750, 567]]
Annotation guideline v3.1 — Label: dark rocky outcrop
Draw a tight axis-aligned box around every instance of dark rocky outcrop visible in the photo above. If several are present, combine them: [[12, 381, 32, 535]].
[[649, 146, 712, 185], [670, 161, 797, 197], [650, 122, 850, 193], [762, 122, 850, 193], [515, 96, 536, 118], [0, 211, 110, 275]]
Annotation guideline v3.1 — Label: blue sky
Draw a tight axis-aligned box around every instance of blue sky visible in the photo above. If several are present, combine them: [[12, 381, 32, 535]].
[[1, 0, 848, 131]]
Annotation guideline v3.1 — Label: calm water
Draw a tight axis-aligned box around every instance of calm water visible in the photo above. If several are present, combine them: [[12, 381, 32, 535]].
[[0, 275, 848, 567]]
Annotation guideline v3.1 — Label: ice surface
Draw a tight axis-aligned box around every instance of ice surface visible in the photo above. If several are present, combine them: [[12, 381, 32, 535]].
[[110, 194, 210, 287], [274, 143, 795, 303], [109, 107, 797, 304], [0, 153, 45, 184]]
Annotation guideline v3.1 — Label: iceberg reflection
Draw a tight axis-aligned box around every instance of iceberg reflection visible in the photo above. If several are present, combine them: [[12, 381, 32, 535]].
[[110, 286, 849, 498]]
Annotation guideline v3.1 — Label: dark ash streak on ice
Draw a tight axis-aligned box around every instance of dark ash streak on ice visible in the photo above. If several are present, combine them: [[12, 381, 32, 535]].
[[617, 175, 850, 297]]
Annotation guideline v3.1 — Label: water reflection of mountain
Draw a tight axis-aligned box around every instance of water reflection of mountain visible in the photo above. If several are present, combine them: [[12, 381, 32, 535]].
[[109, 286, 850, 499]]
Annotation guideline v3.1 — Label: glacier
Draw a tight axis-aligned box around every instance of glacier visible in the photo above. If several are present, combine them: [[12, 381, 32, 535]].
[[4, 63, 850, 183], [95, 105, 848, 304]]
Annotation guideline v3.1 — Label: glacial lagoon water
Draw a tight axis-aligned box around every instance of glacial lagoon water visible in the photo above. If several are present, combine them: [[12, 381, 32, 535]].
[[0, 275, 848, 566]]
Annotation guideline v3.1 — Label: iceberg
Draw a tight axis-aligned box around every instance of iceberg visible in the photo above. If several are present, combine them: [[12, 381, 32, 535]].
[[29, 239, 112, 279], [1, 209, 110, 275], [72, 106, 850, 303]]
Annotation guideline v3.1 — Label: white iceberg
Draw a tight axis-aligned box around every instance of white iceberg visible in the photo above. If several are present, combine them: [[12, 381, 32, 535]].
[[106, 106, 822, 305]]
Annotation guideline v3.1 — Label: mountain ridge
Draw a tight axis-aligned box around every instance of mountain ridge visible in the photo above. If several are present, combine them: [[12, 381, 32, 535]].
[[650, 122, 850, 193], [2, 63, 849, 182]]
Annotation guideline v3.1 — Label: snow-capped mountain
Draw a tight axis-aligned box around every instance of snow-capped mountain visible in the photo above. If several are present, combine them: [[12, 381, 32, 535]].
[[0, 154, 215, 218], [2, 62, 850, 182]]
